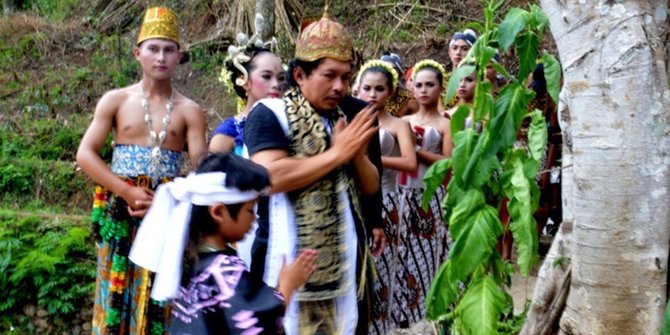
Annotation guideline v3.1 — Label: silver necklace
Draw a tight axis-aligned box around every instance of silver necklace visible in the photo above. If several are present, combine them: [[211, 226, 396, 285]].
[[140, 82, 174, 185], [415, 113, 436, 126]]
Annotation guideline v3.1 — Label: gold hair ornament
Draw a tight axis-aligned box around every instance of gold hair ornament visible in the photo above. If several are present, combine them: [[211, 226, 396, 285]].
[[356, 60, 399, 92], [219, 14, 278, 90]]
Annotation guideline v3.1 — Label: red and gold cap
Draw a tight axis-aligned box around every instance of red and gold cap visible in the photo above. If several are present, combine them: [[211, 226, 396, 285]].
[[295, 7, 352, 62], [137, 7, 180, 46]]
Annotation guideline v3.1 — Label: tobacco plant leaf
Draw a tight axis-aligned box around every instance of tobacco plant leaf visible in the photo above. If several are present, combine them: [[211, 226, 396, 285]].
[[456, 274, 507, 335], [498, 7, 529, 51]]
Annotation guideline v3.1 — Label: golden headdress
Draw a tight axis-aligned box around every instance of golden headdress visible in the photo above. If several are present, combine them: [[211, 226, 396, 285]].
[[137, 7, 180, 46], [295, 6, 352, 62]]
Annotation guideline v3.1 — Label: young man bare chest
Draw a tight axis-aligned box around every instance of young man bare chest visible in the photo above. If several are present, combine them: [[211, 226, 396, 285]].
[[112, 85, 200, 152]]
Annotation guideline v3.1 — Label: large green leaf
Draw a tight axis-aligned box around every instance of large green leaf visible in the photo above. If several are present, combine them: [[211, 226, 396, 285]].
[[456, 274, 507, 335], [426, 261, 460, 319], [471, 40, 496, 70], [462, 131, 490, 188], [446, 65, 476, 104], [498, 8, 530, 51], [451, 104, 472, 136], [427, 205, 504, 321], [464, 21, 485, 35], [451, 129, 478, 188], [489, 251, 512, 288], [442, 176, 466, 222], [527, 109, 548, 161], [501, 151, 539, 275], [448, 188, 486, 240], [422, 158, 452, 210], [488, 61, 512, 82], [541, 52, 561, 104], [529, 4, 549, 34], [515, 32, 540, 82], [474, 81, 494, 122], [471, 152, 501, 191], [484, 83, 535, 156], [448, 205, 504, 285]]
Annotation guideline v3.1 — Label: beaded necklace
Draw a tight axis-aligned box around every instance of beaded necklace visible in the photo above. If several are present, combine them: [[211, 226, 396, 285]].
[[140, 82, 174, 186]]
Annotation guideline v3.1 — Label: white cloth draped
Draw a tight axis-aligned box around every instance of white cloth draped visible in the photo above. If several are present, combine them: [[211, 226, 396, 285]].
[[129, 172, 262, 301]]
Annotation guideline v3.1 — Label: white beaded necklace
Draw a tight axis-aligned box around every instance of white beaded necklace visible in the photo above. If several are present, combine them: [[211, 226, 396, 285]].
[[140, 82, 174, 185]]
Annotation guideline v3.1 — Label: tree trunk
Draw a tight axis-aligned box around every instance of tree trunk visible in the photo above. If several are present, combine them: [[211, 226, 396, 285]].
[[3, 0, 14, 16], [536, 1, 670, 334], [254, 0, 275, 42], [520, 221, 572, 335]]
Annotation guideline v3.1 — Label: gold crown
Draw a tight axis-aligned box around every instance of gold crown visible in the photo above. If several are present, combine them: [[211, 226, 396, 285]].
[[137, 7, 180, 46], [295, 8, 352, 62]]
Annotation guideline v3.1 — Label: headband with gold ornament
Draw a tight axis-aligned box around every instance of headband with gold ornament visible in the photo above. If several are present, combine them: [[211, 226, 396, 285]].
[[412, 59, 448, 91], [356, 60, 399, 92], [137, 7, 180, 46], [218, 14, 279, 114], [295, 6, 352, 62]]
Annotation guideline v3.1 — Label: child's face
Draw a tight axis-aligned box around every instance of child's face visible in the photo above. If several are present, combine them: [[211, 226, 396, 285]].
[[244, 52, 285, 102], [223, 199, 258, 242]]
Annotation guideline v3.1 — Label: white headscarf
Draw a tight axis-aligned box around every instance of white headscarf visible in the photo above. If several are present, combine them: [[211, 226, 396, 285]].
[[129, 172, 263, 301]]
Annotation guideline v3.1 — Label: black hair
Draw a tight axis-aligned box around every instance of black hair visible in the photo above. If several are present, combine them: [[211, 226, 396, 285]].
[[182, 153, 270, 283], [415, 66, 444, 88], [225, 45, 274, 99], [380, 52, 404, 76], [360, 66, 394, 92], [529, 63, 547, 96], [186, 152, 270, 249], [287, 58, 325, 87]]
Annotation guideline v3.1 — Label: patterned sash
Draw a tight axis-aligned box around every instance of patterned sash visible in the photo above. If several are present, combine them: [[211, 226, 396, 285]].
[[283, 88, 364, 300]]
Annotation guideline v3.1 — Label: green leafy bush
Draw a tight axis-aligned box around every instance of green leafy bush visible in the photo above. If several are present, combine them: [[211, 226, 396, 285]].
[[0, 212, 95, 331], [423, 2, 560, 334]]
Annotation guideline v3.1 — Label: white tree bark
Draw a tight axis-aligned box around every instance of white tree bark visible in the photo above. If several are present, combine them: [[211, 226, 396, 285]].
[[3, 0, 14, 16], [538, 1, 670, 334], [255, 0, 275, 42]]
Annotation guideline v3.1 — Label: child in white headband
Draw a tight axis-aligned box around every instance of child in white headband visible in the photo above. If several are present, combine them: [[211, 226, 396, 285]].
[[129, 153, 317, 334]]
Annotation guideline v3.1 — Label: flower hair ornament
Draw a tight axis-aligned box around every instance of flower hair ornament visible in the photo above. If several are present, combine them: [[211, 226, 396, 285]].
[[356, 59, 399, 92], [411, 59, 448, 92], [218, 13, 278, 93]]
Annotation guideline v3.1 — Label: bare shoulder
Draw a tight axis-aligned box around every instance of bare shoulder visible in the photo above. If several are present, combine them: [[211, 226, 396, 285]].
[[437, 115, 452, 135], [174, 92, 203, 113], [94, 86, 135, 118], [388, 115, 411, 131], [401, 114, 414, 123]]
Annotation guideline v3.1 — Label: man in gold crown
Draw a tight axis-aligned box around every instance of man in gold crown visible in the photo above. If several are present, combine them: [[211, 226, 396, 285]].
[[76, 7, 206, 335], [244, 7, 385, 335]]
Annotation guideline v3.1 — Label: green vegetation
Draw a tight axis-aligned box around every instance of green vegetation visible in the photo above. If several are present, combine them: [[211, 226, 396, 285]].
[[0, 211, 94, 332], [422, 1, 560, 334], [1, 0, 552, 332]]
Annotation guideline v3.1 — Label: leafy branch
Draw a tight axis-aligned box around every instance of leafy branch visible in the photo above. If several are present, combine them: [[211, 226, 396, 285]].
[[422, 1, 560, 334]]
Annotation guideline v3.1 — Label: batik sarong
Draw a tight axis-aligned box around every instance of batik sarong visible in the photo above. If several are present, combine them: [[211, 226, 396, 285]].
[[369, 190, 401, 334], [91, 144, 181, 335]]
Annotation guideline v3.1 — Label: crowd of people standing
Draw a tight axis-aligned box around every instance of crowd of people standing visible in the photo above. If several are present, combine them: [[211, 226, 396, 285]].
[[76, 5, 560, 335]]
